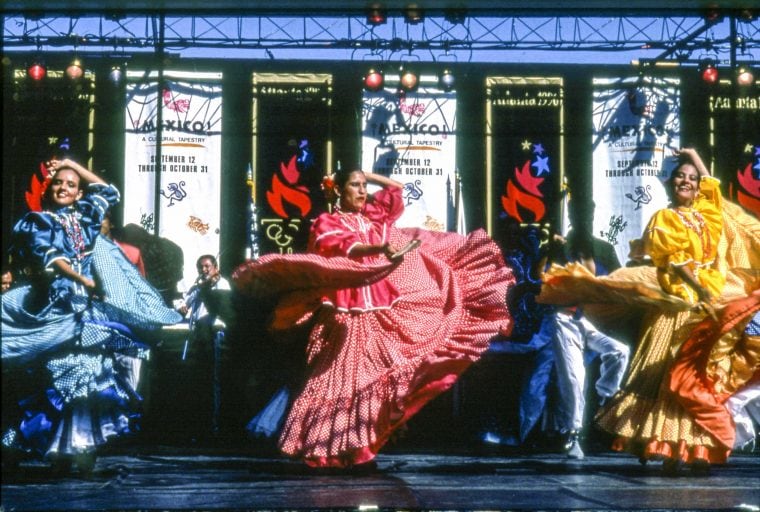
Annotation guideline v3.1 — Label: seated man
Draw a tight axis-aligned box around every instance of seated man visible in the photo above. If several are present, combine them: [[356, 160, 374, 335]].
[[179, 254, 232, 330], [177, 254, 233, 435]]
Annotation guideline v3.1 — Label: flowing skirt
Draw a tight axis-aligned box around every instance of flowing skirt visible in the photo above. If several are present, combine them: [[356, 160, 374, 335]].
[[538, 202, 760, 464], [234, 228, 514, 467], [2, 237, 181, 458]]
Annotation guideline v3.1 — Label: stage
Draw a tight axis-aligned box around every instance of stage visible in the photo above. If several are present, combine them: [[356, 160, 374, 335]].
[[3, 445, 759, 511]]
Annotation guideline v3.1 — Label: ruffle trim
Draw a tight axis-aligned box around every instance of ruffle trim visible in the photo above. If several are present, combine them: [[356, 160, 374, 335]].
[[596, 391, 727, 464], [610, 435, 730, 465]]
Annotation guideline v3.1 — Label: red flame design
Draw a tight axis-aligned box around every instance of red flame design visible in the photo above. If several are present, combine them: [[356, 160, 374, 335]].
[[736, 162, 760, 218], [514, 160, 544, 197], [501, 180, 546, 222], [737, 162, 760, 197], [501, 160, 546, 222], [25, 162, 52, 212], [266, 156, 312, 218], [280, 155, 301, 185]]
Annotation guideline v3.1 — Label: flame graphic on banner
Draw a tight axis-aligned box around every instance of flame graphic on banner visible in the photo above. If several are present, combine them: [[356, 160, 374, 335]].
[[266, 155, 312, 218], [501, 160, 546, 222], [736, 161, 760, 217]]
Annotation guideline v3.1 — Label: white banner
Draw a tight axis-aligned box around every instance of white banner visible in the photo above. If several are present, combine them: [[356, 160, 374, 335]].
[[361, 84, 457, 231], [591, 76, 680, 265], [124, 71, 223, 292]]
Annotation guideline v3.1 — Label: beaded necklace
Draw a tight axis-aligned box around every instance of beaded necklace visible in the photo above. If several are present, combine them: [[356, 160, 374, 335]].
[[48, 209, 86, 261], [673, 207, 711, 257]]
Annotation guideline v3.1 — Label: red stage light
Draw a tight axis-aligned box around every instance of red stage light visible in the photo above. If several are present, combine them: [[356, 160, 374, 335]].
[[364, 68, 384, 91], [700, 63, 719, 84], [28, 62, 46, 81], [366, 9, 387, 26]]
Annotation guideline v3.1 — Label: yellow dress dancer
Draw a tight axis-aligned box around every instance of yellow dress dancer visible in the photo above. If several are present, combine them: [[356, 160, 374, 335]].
[[539, 148, 760, 473]]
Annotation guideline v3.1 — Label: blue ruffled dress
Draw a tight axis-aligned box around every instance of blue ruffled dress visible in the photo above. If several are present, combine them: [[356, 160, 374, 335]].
[[2, 183, 181, 458]]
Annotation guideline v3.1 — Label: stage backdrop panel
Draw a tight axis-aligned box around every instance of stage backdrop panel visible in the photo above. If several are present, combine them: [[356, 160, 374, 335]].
[[361, 83, 458, 232], [592, 76, 681, 265], [251, 73, 332, 257], [123, 70, 223, 293], [709, 81, 760, 219], [485, 76, 564, 247], [4, 69, 95, 240]]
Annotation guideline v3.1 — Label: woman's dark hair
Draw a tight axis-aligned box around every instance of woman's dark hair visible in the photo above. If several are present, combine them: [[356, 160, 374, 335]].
[[333, 168, 364, 189], [669, 154, 694, 179]]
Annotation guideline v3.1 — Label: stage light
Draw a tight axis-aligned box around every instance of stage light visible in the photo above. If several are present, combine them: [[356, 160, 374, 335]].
[[444, 8, 467, 25], [399, 66, 418, 91], [366, 8, 387, 26], [28, 60, 46, 81], [363, 67, 384, 91], [439, 68, 456, 91], [738, 9, 756, 22], [699, 60, 719, 84], [736, 65, 755, 86], [65, 58, 84, 80], [108, 64, 124, 85], [703, 9, 723, 23], [404, 6, 424, 24]]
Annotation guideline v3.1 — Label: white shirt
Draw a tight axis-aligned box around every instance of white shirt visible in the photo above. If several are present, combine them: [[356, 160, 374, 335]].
[[183, 275, 231, 327]]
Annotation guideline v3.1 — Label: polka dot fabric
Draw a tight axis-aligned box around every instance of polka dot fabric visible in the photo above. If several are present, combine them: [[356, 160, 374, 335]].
[[235, 224, 514, 467], [275, 227, 514, 467]]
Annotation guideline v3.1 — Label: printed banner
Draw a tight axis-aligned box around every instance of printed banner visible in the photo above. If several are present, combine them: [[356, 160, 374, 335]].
[[592, 76, 680, 264], [123, 71, 223, 292], [709, 85, 760, 218], [361, 85, 457, 231], [252, 73, 332, 256], [485, 76, 564, 247]]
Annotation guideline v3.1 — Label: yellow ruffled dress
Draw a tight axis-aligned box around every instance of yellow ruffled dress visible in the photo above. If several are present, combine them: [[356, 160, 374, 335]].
[[539, 176, 760, 464]]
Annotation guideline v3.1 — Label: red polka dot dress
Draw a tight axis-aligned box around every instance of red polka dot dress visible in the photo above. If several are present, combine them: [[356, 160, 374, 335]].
[[235, 186, 514, 468]]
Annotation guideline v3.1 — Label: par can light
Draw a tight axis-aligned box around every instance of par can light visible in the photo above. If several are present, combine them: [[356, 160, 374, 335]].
[[65, 58, 84, 80], [28, 60, 46, 81], [399, 67, 419, 91], [439, 69, 456, 91], [699, 61, 719, 84], [364, 68, 384, 91], [109, 65, 124, 85], [736, 65, 755, 86]]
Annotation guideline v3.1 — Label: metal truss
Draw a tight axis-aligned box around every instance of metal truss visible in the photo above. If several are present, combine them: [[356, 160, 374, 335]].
[[3, 13, 759, 65]]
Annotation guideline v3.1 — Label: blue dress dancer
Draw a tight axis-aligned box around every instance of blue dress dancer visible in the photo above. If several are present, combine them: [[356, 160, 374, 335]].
[[2, 158, 181, 474]]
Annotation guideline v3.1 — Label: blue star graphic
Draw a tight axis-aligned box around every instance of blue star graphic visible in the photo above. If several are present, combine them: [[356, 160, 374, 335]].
[[533, 143, 544, 154], [532, 155, 550, 176]]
